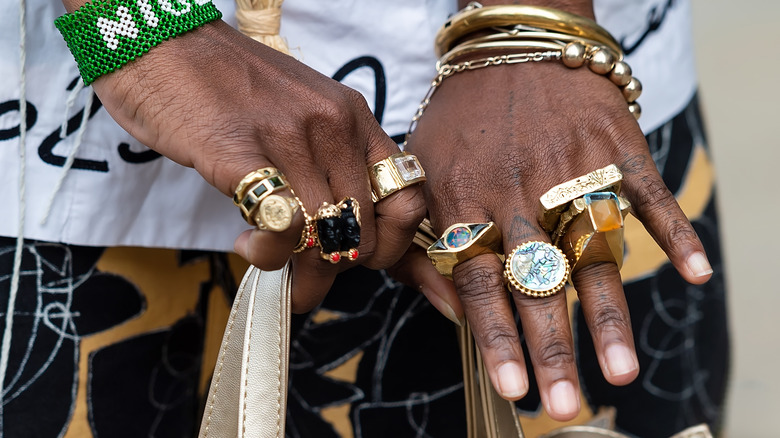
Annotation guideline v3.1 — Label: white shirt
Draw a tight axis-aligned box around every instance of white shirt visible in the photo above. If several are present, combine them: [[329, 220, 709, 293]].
[[0, 0, 696, 251]]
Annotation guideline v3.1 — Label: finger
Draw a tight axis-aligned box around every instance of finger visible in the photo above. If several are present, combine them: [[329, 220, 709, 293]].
[[232, 195, 305, 270], [572, 261, 639, 386], [387, 245, 464, 327], [621, 162, 713, 284], [502, 216, 581, 421], [453, 254, 530, 401], [363, 123, 427, 269], [512, 290, 580, 421]]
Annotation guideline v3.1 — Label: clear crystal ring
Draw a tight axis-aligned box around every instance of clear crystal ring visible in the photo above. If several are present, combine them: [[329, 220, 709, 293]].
[[369, 152, 427, 202]]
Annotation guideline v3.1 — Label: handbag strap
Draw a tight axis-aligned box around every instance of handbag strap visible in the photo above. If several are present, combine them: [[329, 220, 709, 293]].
[[459, 321, 525, 438], [199, 264, 292, 438]]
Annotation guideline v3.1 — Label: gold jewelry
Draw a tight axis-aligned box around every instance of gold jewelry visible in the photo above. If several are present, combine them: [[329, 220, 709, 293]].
[[504, 241, 570, 298], [314, 198, 361, 263], [551, 192, 630, 246], [557, 192, 631, 274], [292, 195, 317, 253], [254, 194, 300, 232], [413, 218, 437, 249], [369, 152, 427, 202], [435, 3, 622, 57], [233, 168, 291, 226], [233, 167, 280, 205], [538, 164, 623, 233], [427, 222, 503, 279]]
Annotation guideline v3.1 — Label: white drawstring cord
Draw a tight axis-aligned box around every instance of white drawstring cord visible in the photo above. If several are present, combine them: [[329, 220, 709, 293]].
[[40, 86, 93, 225], [1, 0, 28, 427]]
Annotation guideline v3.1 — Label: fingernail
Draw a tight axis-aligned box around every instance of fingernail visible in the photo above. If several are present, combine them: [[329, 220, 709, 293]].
[[686, 252, 713, 278], [549, 380, 579, 417], [497, 362, 528, 399], [420, 285, 464, 327], [605, 344, 638, 377]]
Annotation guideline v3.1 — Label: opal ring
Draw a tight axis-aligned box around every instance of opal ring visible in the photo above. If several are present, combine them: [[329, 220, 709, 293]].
[[369, 152, 426, 202], [504, 241, 570, 298], [427, 222, 503, 279], [538, 164, 623, 234]]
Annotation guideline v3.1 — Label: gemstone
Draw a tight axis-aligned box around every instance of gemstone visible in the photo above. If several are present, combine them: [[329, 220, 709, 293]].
[[252, 183, 268, 198], [269, 176, 284, 188], [584, 192, 622, 231], [306, 237, 315, 248], [347, 249, 359, 260], [445, 227, 472, 248], [393, 155, 423, 181], [241, 195, 256, 211], [330, 253, 341, 263], [509, 242, 567, 292]]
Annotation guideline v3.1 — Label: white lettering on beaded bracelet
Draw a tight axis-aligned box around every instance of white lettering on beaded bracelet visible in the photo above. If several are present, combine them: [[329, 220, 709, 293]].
[[137, 0, 160, 27], [97, 6, 139, 50], [157, 0, 192, 16]]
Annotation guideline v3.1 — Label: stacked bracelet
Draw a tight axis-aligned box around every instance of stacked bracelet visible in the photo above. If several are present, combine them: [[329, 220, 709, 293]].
[[405, 2, 642, 142], [55, 0, 222, 84]]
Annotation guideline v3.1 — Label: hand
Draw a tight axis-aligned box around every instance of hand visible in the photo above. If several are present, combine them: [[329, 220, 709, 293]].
[[90, 20, 426, 312], [405, 60, 712, 421]]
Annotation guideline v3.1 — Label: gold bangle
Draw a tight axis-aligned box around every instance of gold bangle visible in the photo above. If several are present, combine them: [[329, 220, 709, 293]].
[[444, 28, 624, 63], [435, 4, 622, 57]]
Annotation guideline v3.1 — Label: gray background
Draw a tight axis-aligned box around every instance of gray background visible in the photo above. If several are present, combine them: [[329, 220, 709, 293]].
[[691, 0, 779, 436]]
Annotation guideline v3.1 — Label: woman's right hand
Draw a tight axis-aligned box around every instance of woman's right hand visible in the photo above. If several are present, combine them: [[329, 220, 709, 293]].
[[90, 20, 426, 312]]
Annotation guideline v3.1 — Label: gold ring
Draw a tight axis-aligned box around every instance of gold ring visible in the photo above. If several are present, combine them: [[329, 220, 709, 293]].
[[557, 192, 631, 274], [427, 222, 503, 279], [292, 196, 317, 253], [538, 164, 623, 233], [369, 152, 426, 202], [504, 241, 570, 298], [233, 168, 292, 227], [254, 194, 301, 232]]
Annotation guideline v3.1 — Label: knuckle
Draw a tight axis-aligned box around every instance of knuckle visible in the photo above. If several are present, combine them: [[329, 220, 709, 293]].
[[634, 176, 674, 213], [453, 259, 504, 302], [478, 325, 520, 352], [534, 331, 575, 369], [308, 90, 358, 134], [590, 304, 631, 333], [666, 219, 699, 247]]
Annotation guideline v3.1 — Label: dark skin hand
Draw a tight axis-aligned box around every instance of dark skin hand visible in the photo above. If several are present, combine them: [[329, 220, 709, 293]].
[[81, 20, 426, 312], [395, 0, 713, 421]]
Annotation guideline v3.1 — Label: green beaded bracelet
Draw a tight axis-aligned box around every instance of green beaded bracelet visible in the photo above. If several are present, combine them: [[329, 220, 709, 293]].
[[55, 0, 222, 85]]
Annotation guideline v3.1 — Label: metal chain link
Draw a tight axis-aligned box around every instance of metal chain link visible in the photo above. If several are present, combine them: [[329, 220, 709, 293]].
[[404, 50, 561, 144]]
